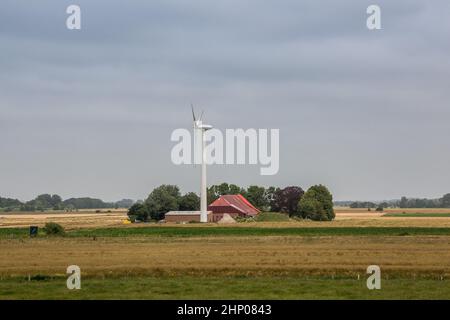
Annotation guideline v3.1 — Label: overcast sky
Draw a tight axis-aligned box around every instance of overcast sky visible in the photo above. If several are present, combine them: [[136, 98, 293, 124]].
[[1, 0, 450, 202]]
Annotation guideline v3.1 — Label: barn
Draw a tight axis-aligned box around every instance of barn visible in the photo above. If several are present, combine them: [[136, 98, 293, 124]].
[[165, 211, 213, 223], [208, 194, 260, 222]]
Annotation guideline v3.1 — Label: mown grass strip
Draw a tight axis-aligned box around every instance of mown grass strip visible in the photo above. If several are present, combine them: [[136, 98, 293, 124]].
[[1, 276, 449, 299], [0, 228, 30, 238], [67, 226, 450, 237]]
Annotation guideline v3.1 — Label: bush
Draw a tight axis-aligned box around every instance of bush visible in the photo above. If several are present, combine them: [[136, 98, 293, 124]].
[[298, 185, 335, 221], [235, 216, 256, 223], [376, 207, 384, 212], [44, 222, 65, 236]]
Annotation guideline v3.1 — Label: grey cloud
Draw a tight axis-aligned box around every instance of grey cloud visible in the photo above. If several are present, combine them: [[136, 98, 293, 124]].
[[1, 0, 449, 201]]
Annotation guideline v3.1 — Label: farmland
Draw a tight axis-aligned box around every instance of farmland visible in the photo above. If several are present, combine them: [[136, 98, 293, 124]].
[[0, 208, 450, 299]]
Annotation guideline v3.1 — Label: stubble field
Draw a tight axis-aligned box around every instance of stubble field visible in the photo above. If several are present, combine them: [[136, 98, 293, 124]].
[[0, 208, 449, 299]]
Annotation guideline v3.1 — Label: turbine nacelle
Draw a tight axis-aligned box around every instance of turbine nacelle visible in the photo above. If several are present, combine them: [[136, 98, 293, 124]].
[[198, 124, 213, 130], [192, 104, 213, 131]]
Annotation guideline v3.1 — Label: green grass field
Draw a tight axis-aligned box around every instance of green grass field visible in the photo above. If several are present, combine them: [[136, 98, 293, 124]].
[[2, 226, 450, 239], [0, 276, 448, 300]]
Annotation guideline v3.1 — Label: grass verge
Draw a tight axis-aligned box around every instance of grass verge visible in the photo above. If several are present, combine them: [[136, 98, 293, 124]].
[[0, 276, 449, 299]]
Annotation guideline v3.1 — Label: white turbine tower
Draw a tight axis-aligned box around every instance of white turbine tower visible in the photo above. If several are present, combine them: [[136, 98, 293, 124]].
[[192, 105, 213, 223]]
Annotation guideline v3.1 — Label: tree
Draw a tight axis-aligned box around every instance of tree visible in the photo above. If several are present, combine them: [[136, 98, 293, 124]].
[[271, 186, 304, 216], [379, 202, 389, 209], [63, 197, 113, 209], [32, 194, 54, 210], [127, 203, 149, 222], [265, 186, 280, 210], [399, 196, 408, 208], [179, 192, 200, 211], [0, 197, 22, 209], [298, 185, 334, 221], [207, 183, 246, 204], [51, 195, 62, 206], [145, 185, 181, 220], [115, 199, 135, 209], [442, 193, 450, 208], [229, 184, 245, 197], [245, 185, 267, 210], [350, 201, 376, 209]]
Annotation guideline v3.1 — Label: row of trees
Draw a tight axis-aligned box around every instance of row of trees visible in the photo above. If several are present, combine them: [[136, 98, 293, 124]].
[[0, 194, 135, 212], [349, 194, 450, 209], [127, 183, 335, 222], [398, 195, 450, 208]]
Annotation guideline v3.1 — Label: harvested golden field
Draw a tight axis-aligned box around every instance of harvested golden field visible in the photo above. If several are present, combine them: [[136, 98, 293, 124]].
[[2, 208, 450, 230], [0, 211, 128, 230], [1, 235, 449, 278]]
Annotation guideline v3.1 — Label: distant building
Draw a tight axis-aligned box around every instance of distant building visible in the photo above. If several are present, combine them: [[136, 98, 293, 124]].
[[208, 194, 260, 222], [165, 211, 213, 223], [164, 194, 259, 223]]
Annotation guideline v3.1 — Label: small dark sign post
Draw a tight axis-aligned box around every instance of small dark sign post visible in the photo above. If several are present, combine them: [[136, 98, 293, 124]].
[[30, 226, 38, 237]]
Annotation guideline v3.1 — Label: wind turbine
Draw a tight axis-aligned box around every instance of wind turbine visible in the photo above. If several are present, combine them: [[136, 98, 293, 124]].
[[191, 105, 213, 223]]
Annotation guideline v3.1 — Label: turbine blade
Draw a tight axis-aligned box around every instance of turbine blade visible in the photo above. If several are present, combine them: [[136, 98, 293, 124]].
[[199, 110, 204, 122], [191, 104, 196, 122]]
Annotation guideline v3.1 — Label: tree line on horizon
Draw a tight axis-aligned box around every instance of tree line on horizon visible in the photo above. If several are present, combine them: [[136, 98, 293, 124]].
[[0, 194, 134, 212], [348, 194, 450, 209], [127, 183, 335, 222]]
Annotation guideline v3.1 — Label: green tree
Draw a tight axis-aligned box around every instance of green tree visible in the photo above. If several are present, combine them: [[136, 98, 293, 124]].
[[379, 202, 389, 209], [298, 185, 335, 221], [127, 203, 149, 222], [62, 197, 113, 209], [245, 185, 267, 210], [207, 183, 246, 204], [179, 192, 200, 211], [145, 185, 180, 220], [265, 186, 280, 210], [33, 194, 53, 209], [0, 197, 22, 209], [442, 193, 450, 208], [115, 199, 135, 209], [229, 184, 245, 196], [399, 196, 408, 208]]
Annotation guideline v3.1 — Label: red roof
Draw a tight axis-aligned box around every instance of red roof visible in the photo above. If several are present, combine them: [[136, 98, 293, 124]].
[[208, 194, 260, 216]]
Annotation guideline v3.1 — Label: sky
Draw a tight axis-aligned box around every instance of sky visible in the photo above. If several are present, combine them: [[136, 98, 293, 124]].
[[1, 0, 450, 202]]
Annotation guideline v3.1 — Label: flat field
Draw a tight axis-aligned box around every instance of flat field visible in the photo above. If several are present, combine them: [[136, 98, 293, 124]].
[[0, 208, 449, 299], [2, 208, 450, 229]]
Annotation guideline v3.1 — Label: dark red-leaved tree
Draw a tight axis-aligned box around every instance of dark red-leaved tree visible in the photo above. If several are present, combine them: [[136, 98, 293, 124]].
[[271, 186, 304, 216]]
